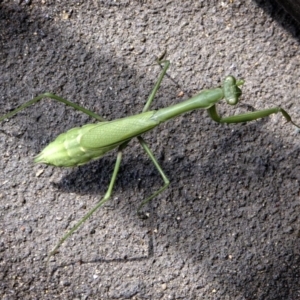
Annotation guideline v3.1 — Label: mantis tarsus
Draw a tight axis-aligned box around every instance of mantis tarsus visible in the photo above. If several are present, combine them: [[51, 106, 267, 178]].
[[1, 60, 299, 260]]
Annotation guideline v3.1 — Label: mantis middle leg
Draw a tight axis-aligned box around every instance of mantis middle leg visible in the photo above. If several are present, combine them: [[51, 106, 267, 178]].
[[137, 136, 170, 214]]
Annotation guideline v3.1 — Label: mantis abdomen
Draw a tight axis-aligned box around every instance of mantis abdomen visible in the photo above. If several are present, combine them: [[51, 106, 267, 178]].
[[34, 111, 160, 167]]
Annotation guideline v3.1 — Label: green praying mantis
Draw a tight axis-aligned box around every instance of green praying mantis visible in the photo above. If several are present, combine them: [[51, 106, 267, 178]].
[[1, 60, 299, 260]]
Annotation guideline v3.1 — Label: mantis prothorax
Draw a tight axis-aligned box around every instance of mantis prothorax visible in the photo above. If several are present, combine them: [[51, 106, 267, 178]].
[[1, 60, 299, 260]]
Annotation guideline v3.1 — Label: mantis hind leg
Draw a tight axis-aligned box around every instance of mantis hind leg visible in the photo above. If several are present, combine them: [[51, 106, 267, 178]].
[[137, 136, 170, 214], [47, 144, 125, 261], [0, 93, 105, 122]]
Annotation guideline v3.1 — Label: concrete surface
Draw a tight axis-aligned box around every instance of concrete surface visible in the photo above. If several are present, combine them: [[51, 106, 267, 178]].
[[1, 0, 300, 299]]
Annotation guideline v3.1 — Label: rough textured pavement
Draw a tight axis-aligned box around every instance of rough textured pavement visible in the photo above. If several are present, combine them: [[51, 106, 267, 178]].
[[1, 0, 300, 299]]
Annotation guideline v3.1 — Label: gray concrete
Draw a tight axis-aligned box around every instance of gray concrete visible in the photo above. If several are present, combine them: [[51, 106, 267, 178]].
[[1, 0, 300, 299]]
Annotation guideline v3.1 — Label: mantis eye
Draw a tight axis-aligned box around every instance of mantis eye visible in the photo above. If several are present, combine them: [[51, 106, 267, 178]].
[[223, 76, 242, 105]]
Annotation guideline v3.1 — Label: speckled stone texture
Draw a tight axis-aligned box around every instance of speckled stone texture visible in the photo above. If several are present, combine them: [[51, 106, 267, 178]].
[[1, 0, 300, 299]]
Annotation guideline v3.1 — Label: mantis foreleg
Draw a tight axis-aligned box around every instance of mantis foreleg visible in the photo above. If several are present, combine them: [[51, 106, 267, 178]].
[[208, 104, 300, 127]]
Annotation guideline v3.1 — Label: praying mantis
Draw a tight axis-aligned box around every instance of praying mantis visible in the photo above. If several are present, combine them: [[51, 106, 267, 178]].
[[1, 60, 299, 260]]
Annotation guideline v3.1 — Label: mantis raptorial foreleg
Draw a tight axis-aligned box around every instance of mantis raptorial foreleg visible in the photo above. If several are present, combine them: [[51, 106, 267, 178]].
[[208, 103, 300, 126], [1, 58, 299, 260]]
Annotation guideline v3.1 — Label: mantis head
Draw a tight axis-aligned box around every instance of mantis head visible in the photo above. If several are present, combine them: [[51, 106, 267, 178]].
[[223, 76, 244, 106]]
